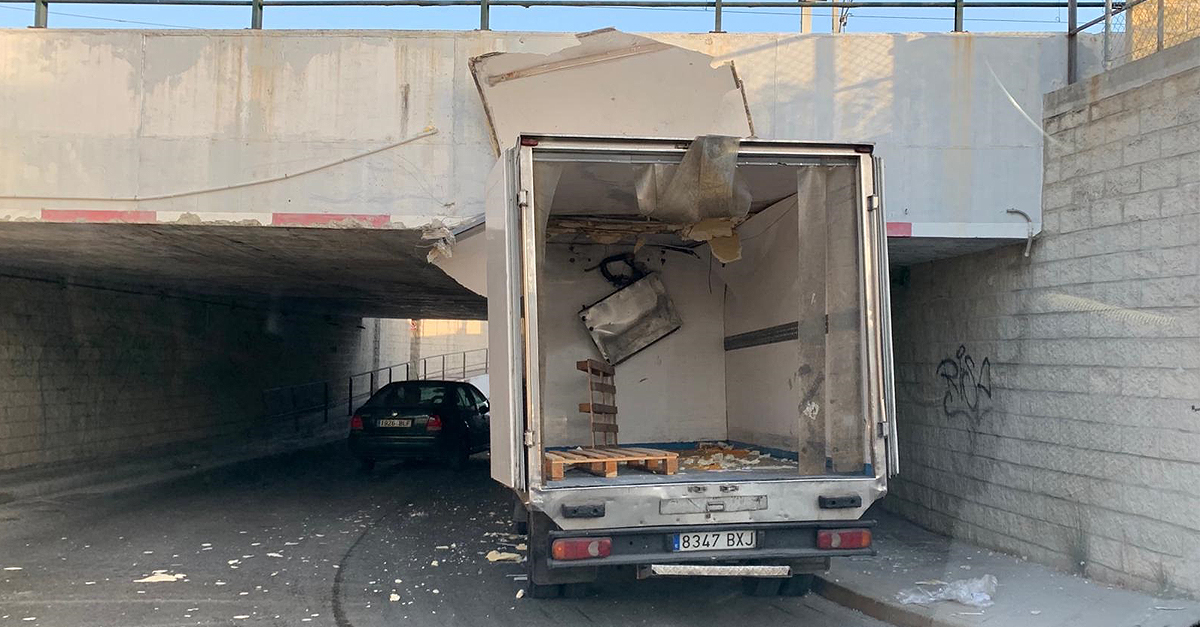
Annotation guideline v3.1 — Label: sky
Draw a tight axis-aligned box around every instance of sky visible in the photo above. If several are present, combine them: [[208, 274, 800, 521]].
[[0, 1, 1117, 34]]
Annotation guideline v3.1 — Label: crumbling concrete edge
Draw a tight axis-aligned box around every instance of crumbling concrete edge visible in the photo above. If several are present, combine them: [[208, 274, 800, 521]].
[[813, 575, 955, 627]]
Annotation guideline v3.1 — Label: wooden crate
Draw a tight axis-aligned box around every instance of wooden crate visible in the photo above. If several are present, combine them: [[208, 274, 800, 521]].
[[544, 446, 679, 481]]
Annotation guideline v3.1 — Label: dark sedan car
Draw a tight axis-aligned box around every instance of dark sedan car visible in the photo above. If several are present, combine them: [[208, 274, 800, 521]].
[[348, 380, 489, 471]]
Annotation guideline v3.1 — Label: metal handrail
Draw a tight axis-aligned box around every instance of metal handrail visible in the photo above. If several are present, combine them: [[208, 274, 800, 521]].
[[261, 347, 489, 427], [18, 0, 1110, 33]]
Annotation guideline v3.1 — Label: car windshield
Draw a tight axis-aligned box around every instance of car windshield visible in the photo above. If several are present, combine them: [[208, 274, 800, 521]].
[[363, 382, 450, 409]]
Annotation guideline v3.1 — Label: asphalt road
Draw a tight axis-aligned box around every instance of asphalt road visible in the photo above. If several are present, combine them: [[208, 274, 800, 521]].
[[0, 444, 891, 627]]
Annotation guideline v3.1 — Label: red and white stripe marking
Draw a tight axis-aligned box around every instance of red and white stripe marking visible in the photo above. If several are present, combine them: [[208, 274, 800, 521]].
[[18, 208, 920, 238]]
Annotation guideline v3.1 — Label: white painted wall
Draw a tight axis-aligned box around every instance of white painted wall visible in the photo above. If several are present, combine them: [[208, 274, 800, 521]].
[[538, 244, 727, 447], [0, 30, 1102, 243]]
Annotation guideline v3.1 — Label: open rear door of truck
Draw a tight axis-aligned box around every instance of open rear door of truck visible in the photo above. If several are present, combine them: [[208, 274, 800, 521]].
[[486, 148, 526, 491]]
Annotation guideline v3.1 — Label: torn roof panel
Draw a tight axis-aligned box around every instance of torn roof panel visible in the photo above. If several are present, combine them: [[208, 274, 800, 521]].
[[470, 28, 755, 153]]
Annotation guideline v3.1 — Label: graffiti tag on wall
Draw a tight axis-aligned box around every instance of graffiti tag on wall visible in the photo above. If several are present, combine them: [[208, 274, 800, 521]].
[[936, 345, 992, 422]]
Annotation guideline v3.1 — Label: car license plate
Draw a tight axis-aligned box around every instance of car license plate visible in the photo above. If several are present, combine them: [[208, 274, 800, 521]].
[[672, 530, 756, 552], [377, 419, 411, 428]]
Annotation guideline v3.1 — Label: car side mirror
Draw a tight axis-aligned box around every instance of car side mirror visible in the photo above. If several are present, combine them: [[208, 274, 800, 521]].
[[479, 404, 489, 414]]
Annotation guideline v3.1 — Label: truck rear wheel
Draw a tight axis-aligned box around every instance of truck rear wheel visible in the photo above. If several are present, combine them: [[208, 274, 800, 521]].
[[560, 582, 589, 598], [779, 574, 815, 597], [527, 582, 561, 598], [741, 577, 783, 597]]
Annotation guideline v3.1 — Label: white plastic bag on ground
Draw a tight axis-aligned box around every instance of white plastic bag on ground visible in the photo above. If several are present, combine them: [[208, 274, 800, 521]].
[[896, 574, 997, 608]]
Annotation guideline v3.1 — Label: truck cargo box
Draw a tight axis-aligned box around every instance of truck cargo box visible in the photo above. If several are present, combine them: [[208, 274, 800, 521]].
[[487, 134, 896, 594]]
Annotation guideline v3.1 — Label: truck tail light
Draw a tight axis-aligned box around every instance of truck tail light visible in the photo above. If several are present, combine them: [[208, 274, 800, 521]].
[[817, 528, 871, 549], [551, 537, 612, 561], [350, 415, 363, 431], [425, 414, 443, 432]]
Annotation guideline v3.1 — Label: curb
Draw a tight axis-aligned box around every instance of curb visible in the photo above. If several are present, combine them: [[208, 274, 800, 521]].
[[814, 575, 955, 627]]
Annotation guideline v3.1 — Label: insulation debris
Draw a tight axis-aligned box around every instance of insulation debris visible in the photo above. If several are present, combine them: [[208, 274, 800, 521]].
[[677, 442, 797, 472], [133, 571, 186, 583], [485, 551, 522, 563]]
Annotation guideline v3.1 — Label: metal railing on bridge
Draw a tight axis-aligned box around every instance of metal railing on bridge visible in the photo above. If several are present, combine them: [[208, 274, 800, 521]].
[[16, 0, 1111, 37], [12, 0, 1196, 84], [261, 347, 489, 429]]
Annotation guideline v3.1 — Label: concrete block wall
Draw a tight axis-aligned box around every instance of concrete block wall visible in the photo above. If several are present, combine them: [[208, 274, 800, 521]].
[[0, 273, 407, 472], [885, 40, 1200, 596]]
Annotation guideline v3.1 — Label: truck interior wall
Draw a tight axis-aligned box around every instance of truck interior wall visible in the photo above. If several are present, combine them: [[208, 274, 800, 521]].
[[720, 195, 802, 453], [823, 166, 869, 473], [719, 165, 867, 471], [538, 244, 727, 448]]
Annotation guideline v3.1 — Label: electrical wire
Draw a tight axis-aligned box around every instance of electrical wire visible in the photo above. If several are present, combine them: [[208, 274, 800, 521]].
[[1, 127, 439, 203], [0, 3, 198, 27]]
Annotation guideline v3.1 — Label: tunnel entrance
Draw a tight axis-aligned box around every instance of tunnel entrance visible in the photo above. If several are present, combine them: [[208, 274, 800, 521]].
[[0, 221, 485, 473]]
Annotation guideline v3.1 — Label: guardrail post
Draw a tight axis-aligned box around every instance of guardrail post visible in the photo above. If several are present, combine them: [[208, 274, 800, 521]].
[[251, 0, 263, 29], [32, 0, 46, 27], [712, 0, 724, 33], [479, 0, 490, 30], [388, 366, 393, 383], [462, 351, 467, 379], [370, 370, 376, 394], [953, 0, 964, 31], [347, 377, 353, 416], [323, 382, 329, 423], [1156, 0, 1165, 51], [1067, 0, 1078, 84]]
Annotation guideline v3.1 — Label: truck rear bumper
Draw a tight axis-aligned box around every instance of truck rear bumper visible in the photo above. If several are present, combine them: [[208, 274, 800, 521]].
[[545, 519, 875, 569]]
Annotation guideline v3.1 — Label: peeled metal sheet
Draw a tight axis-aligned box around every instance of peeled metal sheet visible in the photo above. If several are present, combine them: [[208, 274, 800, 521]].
[[579, 273, 681, 366]]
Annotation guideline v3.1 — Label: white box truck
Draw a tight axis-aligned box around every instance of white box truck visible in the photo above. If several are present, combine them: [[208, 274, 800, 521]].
[[486, 133, 896, 597]]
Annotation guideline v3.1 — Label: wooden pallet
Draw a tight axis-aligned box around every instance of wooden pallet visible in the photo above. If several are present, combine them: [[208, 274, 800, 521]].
[[544, 446, 679, 481]]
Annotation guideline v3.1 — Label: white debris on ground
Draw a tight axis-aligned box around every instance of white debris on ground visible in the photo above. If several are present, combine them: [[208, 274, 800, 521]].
[[3, 567, 22, 571], [897, 574, 998, 608], [515, 589, 525, 599], [133, 570, 187, 583], [389, 593, 401, 602], [485, 550, 522, 563], [677, 442, 798, 472]]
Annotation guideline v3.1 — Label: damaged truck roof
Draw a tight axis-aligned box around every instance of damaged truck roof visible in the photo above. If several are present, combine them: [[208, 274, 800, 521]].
[[469, 28, 755, 154]]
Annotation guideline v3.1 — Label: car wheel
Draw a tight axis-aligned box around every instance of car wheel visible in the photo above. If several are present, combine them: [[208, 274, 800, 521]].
[[359, 458, 376, 474], [527, 583, 561, 599], [512, 500, 529, 535], [742, 577, 783, 597], [779, 574, 814, 597]]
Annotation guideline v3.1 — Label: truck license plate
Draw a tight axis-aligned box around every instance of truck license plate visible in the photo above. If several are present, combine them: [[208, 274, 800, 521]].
[[672, 530, 756, 552], [377, 419, 411, 428]]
